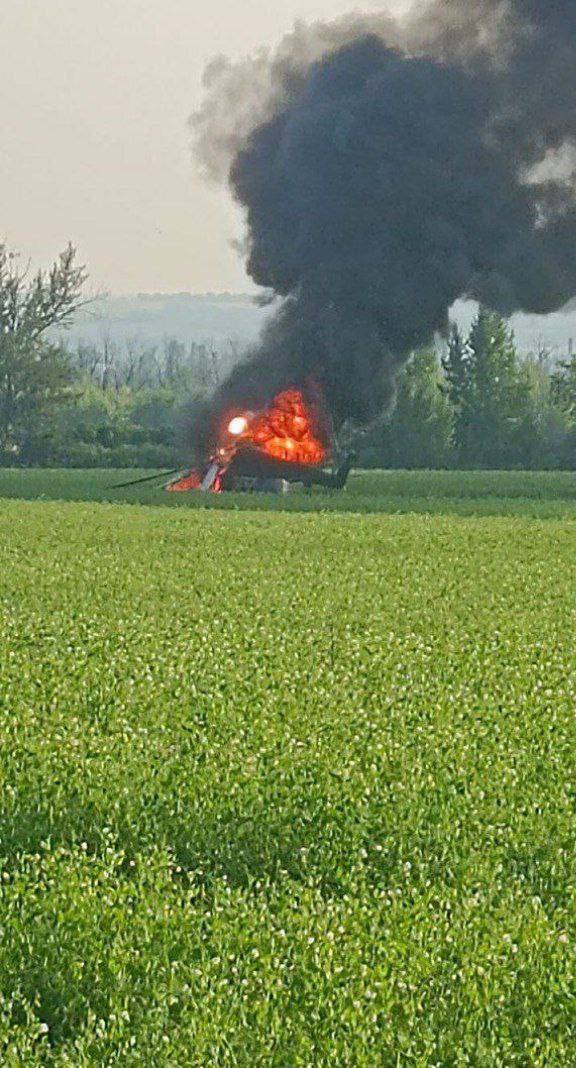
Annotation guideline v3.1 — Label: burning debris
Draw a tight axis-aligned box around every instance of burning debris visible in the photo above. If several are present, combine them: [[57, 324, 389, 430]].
[[238, 389, 326, 466], [187, 0, 576, 456], [168, 388, 354, 494]]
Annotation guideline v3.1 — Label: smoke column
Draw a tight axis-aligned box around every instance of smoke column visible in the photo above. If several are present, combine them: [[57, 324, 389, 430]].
[[191, 0, 576, 451]]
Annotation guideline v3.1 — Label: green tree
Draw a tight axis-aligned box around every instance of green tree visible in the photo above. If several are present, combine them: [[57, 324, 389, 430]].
[[360, 348, 453, 468], [551, 355, 576, 420], [0, 244, 87, 460], [445, 308, 534, 468], [548, 355, 576, 468], [442, 324, 473, 459]]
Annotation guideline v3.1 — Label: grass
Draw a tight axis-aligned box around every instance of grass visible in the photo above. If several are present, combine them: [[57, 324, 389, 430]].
[[1, 479, 576, 1062], [1, 465, 576, 517]]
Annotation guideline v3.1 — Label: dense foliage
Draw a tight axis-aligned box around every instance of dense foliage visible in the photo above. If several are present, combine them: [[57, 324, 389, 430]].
[[2, 247, 576, 473], [4, 337, 227, 470], [0, 244, 86, 462], [1, 491, 575, 1063], [361, 309, 576, 471], [49, 309, 576, 472]]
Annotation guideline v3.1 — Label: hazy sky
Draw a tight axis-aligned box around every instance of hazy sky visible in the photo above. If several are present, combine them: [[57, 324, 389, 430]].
[[0, 0, 408, 295]]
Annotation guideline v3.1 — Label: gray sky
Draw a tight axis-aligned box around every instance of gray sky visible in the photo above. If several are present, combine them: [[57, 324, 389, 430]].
[[0, 0, 407, 295]]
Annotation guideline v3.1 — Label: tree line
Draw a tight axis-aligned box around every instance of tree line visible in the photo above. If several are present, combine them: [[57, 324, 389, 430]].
[[360, 310, 576, 471], [3, 242, 576, 471], [0, 244, 237, 468]]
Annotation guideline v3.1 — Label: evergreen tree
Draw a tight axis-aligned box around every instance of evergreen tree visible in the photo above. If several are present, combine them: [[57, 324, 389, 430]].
[[551, 355, 576, 420], [549, 356, 576, 468], [442, 324, 473, 460], [360, 348, 453, 468], [446, 308, 533, 468]]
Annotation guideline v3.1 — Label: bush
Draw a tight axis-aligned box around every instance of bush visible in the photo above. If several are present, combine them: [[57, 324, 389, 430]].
[[44, 443, 178, 470]]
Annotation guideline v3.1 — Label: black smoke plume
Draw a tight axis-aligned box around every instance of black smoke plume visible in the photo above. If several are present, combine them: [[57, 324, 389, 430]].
[[191, 0, 576, 454]]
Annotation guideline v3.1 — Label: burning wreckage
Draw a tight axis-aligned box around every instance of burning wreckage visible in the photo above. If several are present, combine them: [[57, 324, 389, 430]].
[[167, 389, 355, 495], [122, 1, 576, 500], [186, 0, 576, 485]]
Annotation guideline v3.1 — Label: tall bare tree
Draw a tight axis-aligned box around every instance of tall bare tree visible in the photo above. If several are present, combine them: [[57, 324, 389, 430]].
[[0, 244, 87, 455]]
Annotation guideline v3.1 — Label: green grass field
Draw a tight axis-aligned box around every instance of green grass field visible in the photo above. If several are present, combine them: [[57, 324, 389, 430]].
[[1, 472, 576, 1063], [2, 466, 576, 517]]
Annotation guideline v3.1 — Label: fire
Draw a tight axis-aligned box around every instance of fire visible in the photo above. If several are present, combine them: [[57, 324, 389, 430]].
[[228, 415, 249, 436], [246, 390, 327, 466], [167, 388, 327, 493], [167, 470, 201, 492]]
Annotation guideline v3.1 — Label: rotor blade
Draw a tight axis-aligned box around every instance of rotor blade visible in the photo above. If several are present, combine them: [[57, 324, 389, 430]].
[[109, 469, 183, 490]]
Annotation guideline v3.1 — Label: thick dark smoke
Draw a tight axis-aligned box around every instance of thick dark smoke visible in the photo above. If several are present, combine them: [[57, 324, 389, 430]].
[[191, 0, 576, 454]]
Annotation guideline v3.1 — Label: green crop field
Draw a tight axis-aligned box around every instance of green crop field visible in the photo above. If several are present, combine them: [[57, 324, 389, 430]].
[[1, 475, 576, 1063], [2, 466, 576, 517]]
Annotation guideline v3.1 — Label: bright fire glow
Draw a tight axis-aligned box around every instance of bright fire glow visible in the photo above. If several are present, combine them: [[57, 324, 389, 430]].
[[248, 390, 327, 466], [166, 470, 201, 493], [166, 389, 327, 494], [228, 415, 249, 436]]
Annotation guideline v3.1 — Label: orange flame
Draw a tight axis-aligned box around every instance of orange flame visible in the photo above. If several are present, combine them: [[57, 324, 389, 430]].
[[243, 390, 327, 466], [167, 389, 327, 492], [167, 470, 202, 492]]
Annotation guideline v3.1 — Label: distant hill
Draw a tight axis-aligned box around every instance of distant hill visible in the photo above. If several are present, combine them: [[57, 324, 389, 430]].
[[59, 291, 576, 359], [58, 292, 270, 350]]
